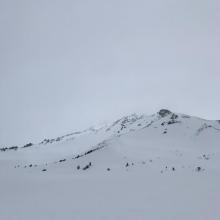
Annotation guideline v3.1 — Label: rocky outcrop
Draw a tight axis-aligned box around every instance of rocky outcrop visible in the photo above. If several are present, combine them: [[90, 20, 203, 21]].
[[158, 109, 172, 117]]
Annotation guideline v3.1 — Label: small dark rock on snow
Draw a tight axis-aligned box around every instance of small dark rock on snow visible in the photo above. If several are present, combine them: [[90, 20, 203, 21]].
[[82, 162, 92, 170], [196, 166, 202, 172]]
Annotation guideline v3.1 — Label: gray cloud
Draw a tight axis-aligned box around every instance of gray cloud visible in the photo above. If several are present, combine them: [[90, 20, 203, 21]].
[[0, 0, 220, 145]]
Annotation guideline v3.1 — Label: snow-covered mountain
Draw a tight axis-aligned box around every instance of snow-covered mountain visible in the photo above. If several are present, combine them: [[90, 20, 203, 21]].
[[1, 109, 220, 220]]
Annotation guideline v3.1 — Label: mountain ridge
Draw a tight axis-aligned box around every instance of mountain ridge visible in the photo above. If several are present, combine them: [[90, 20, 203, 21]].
[[1, 109, 220, 220], [1, 109, 220, 153]]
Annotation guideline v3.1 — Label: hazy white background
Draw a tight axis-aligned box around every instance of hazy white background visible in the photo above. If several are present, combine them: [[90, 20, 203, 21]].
[[0, 0, 220, 146]]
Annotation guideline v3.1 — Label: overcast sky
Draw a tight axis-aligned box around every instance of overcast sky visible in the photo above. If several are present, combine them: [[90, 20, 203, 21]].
[[0, 0, 220, 146]]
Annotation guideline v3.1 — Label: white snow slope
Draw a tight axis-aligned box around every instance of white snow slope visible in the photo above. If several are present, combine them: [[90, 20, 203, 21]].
[[1, 109, 220, 220]]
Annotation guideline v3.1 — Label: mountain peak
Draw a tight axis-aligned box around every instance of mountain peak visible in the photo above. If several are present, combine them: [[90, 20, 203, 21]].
[[158, 109, 172, 117]]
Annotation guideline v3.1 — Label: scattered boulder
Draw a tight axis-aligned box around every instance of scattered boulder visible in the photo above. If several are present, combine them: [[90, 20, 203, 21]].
[[9, 146, 18, 150], [0, 147, 7, 152], [40, 139, 50, 144], [0, 146, 18, 151], [82, 162, 92, 170], [73, 142, 106, 160], [23, 143, 33, 148], [170, 113, 178, 120], [202, 154, 210, 160], [196, 166, 202, 172], [167, 120, 179, 125], [83, 165, 90, 170], [42, 169, 47, 172], [75, 155, 80, 159]]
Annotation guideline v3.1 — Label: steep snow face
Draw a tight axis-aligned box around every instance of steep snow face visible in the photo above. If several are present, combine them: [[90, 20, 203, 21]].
[[1, 110, 220, 220]]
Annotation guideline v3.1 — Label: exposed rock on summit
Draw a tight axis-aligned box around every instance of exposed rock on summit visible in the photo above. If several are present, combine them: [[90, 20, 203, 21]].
[[158, 109, 172, 117]]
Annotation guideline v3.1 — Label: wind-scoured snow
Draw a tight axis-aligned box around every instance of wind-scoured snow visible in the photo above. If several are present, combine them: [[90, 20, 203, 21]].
[[1, 109, 220, 220]]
